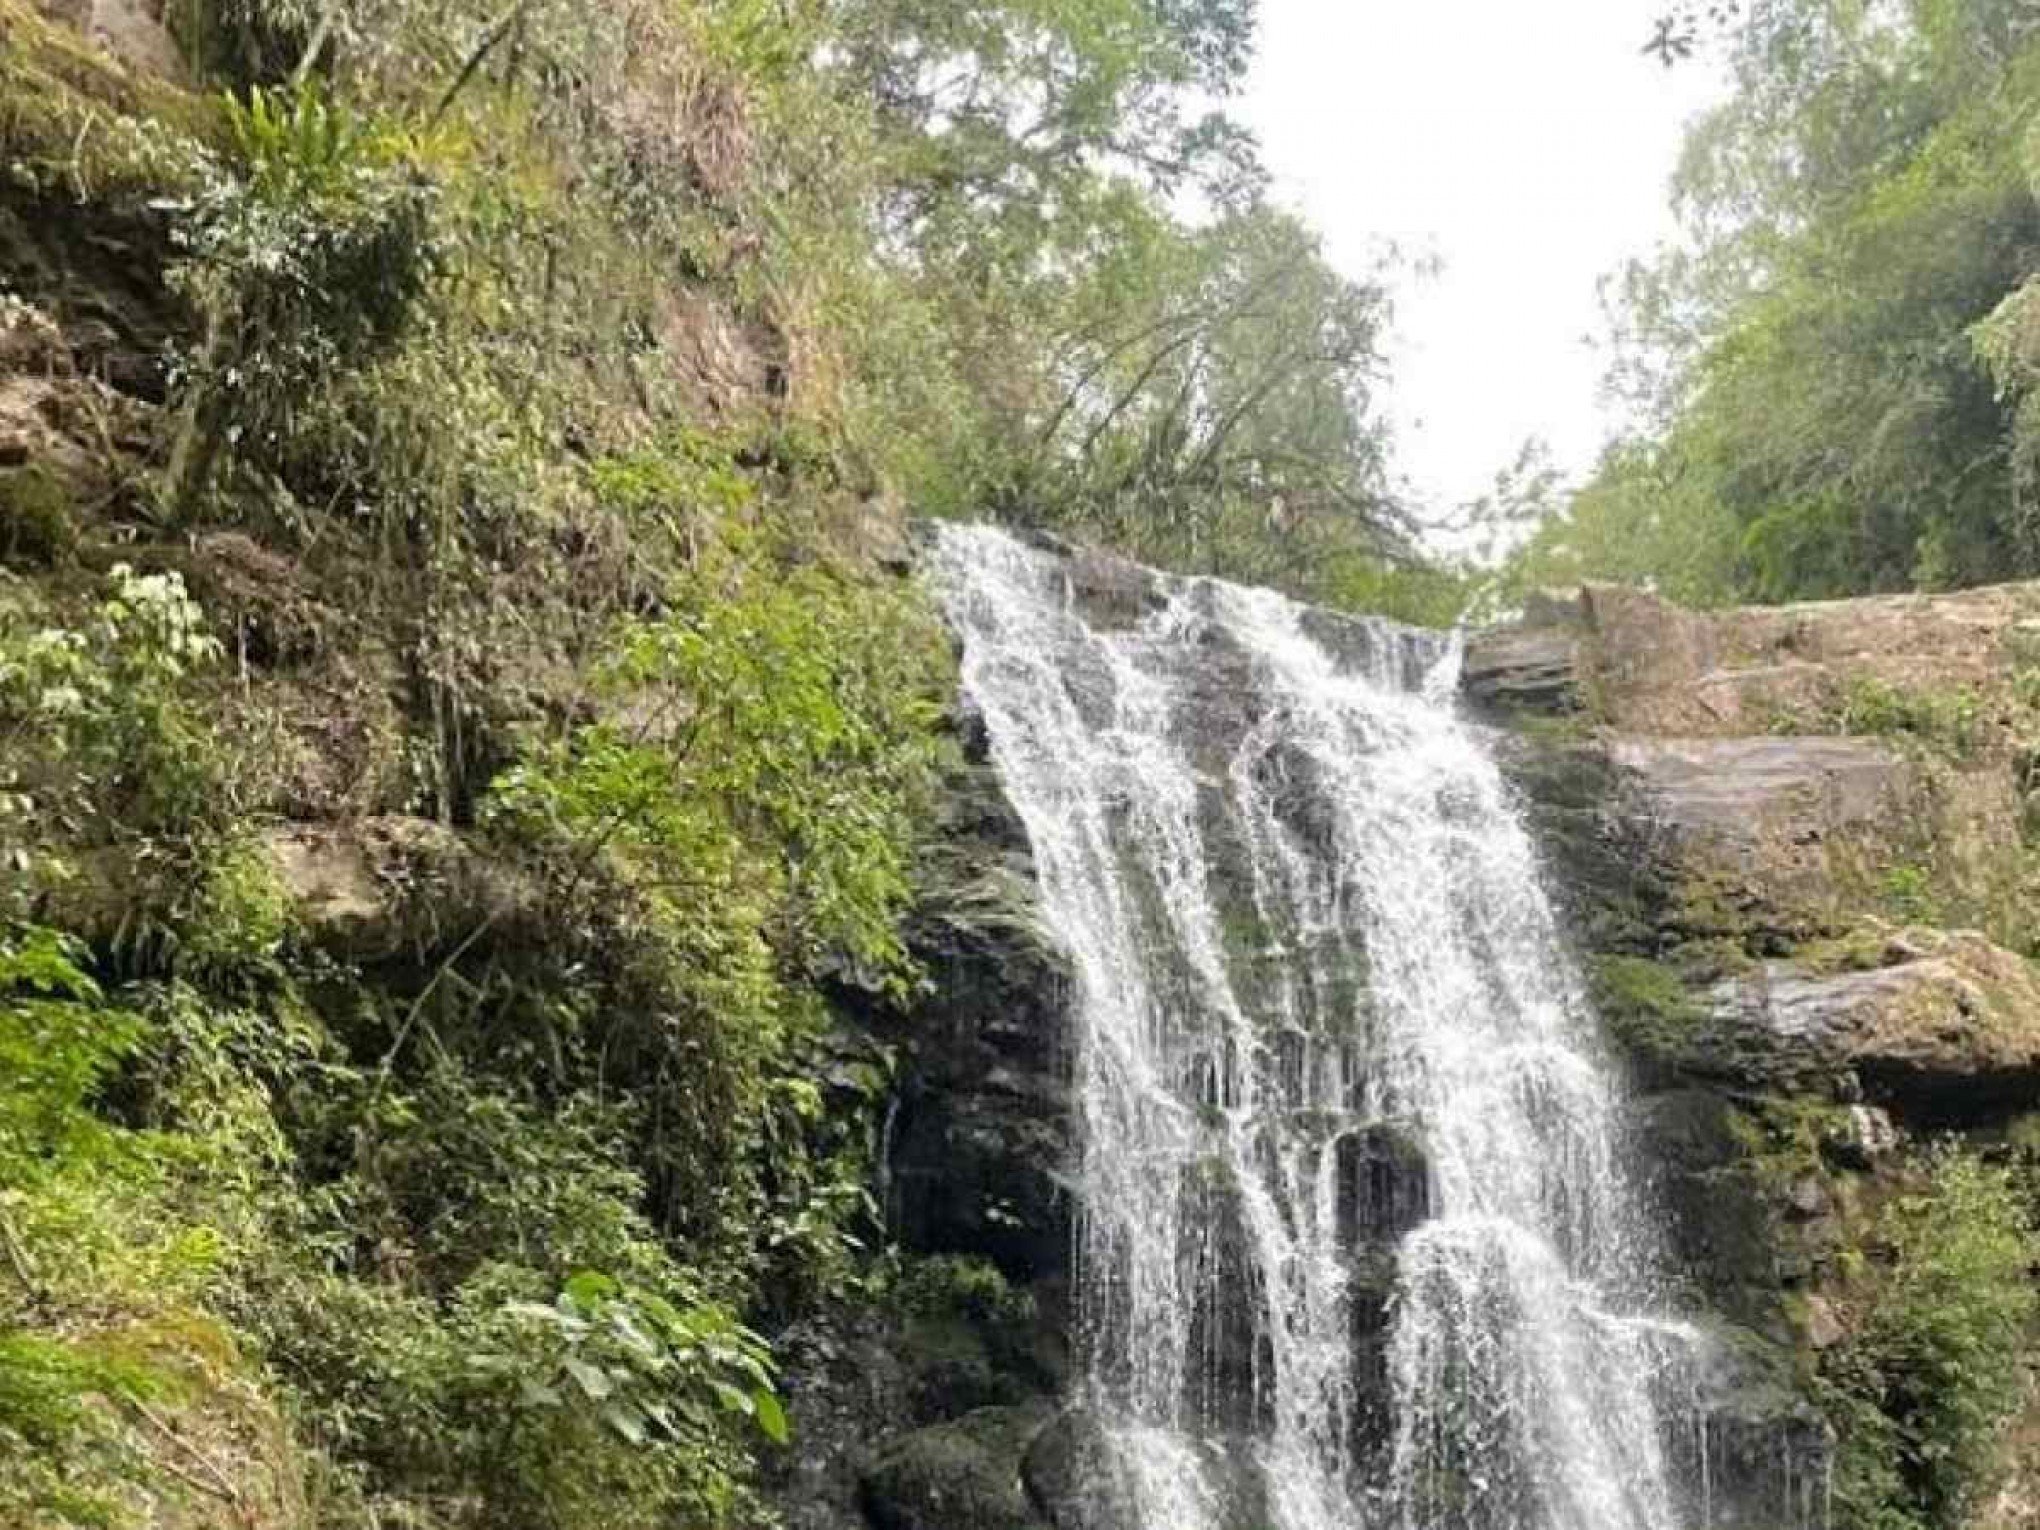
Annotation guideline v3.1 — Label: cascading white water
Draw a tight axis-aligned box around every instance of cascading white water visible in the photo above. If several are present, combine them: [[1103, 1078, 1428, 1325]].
[[929, 523, 1700, 1530]]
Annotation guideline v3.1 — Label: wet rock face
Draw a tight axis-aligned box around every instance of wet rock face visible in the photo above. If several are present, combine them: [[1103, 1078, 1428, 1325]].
[[1606, 734, 1931, 937], [0, 195, 182, 406], [1461, 624, 1582, 715], [1021, 1409, 1141, 1530], [1632, 1090, 1780, 1308], [885, 944, 1071, 1283], [888, 710, 1076, 1283]]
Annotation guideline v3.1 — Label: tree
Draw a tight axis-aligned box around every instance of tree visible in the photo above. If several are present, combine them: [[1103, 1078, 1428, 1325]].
[[1644, 3, 1741, 66], [1015, 206, 1401, 582], [818, 0, 1411, 596], [1528, 0, 2040, 602]]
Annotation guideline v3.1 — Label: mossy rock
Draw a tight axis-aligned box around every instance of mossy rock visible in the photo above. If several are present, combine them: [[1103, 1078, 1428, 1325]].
[[1594, 954, 1709, 1083], [893, 1312, 1048, 1419], [1020, 1409, 1140, 1530], [1593, 951, 1824, 1093], [860, 1404, 1056, 1530], [1634, 1089, 1792, 1319]]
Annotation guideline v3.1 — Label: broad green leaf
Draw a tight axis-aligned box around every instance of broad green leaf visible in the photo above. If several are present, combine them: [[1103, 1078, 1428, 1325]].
[[709, 1379, 754, 1416], [753, 1388, 789, 1445]]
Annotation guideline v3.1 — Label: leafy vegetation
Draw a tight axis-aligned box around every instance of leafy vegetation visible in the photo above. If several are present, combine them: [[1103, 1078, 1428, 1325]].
[[1508, 0, 2040, 606], [1820, 1150, 2039, 1530], [0, 5, 967, 1509], [1, 532, 892, 1526]]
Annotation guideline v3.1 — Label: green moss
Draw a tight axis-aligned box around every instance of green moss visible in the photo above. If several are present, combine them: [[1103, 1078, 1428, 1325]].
[[1878, 862, 1942, 923], [1504, 709, 1596, 747], [1590, 954, 1708, 1071], [1594, 953, 1698, 1021], [1668, 874, 1775, 948], [173, 829, 294, 978], [1792, 925, 1893, 975], [1728, 1096, 1860, 1188]]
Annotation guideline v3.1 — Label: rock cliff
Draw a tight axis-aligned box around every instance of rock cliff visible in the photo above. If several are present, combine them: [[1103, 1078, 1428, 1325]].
[[1470, 581, 2040, 1524]]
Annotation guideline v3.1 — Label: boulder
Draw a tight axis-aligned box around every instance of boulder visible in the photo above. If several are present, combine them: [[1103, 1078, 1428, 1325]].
[[1706, 931, 2040, 1122], [764, 1278, 1068, 1530], [263, 817, 537, 961], [1022, 1408, 1268, 1530], [1021, 1410, 1141, 1530], [860, 1405, 1056, 1530]]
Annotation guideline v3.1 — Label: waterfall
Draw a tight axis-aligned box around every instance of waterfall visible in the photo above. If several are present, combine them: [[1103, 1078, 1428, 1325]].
[[929, 524, 1701, 1530]]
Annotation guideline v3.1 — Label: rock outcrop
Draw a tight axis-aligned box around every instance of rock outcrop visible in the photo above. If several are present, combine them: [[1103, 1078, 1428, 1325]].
[[860, 1405, 1057, 1530], [1466, 579, 2040, 738], [763, 704, 1076, 1530], [1472, 576, 2040, 1462], [1708, 930, 2040, 1118]]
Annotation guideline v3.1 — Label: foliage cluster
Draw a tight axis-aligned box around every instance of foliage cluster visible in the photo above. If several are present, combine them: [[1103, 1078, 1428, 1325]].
[[480, 511, 950, 1293], [4, 0, 995, 1515], [145, 0, 1426, 610], [1507, 0, 2040, 607], [885, 1253, 1037, 1330], [1833, 676, 1984, 759], [1819, 1149, 2039, 1530], [0, 565, 223, 877], [0, 927, 178, 1530], [0, 541, 915, 1527], [165, 84, 441, 517]]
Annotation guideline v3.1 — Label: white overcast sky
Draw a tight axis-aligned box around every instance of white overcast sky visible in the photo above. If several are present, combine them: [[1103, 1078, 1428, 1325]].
[[1238, 1, 1726, 530]]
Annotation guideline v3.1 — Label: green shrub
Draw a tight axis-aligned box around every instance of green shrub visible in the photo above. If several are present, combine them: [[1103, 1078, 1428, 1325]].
[[165, 84, 440, 516], [0, 564, 225, 888], [461, 1268, 785, 1527], [1879, 864, 1942, 924], [1838, 676, 1983, 757], [0, 928, 191, 1526], [475, 514, 947, 1275], [0, 467, 76, 567], [1822, 1149, 2039, 1530], [354, 1072, 664, 1290], [888, 1254, 1036, 1329]]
